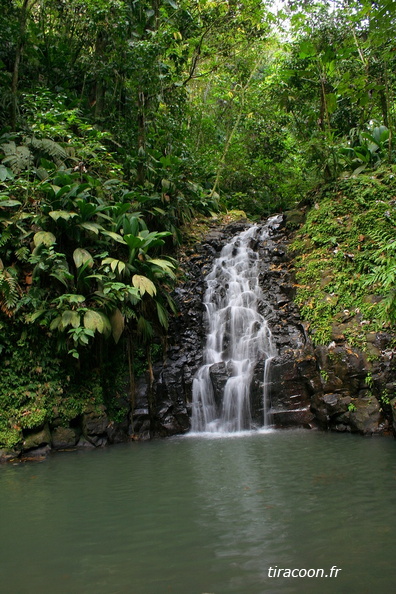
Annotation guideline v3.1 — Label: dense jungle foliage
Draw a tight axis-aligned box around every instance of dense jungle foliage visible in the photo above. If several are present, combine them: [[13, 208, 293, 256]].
[[0, 0, 395, 449]]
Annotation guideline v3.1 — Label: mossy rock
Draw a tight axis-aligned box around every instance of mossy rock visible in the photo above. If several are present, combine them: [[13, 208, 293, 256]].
[[51, 426, 79, 449], [22, 424, 51, 451], [284, 209, 306, 229]]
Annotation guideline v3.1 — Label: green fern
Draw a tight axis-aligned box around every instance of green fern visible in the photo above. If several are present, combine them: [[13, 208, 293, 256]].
[[364, 220, 396, 323], [29, 137, 68, 164], [15, 247, 30, 262], [0, 228, 12, 248], [0, 267, 21, 315], [1, 141, 32, 173], [1, 137, 69, 173]]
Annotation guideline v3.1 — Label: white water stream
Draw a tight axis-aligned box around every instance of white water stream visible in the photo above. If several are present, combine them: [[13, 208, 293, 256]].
[[191, 221, 277, 433]]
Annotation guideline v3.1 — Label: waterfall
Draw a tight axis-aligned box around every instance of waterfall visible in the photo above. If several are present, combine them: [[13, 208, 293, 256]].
[[191, 220, 278, 434]]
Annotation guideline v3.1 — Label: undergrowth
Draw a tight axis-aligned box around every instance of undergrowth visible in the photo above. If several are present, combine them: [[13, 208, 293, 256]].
[[291, 167, 396, 347]]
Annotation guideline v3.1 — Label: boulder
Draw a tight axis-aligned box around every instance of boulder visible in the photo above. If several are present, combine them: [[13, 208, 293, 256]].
[[349, 397, 382, 434], [22, 424, 51, 451], [82, 404, 109, 446], [51, 426, 78, 449]]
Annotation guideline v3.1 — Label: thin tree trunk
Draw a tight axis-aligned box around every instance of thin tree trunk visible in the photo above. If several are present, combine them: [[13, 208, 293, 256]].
[[11, 0, 35, 129], [94, 30, 107, 121], [136, 91, 146, 185], [209, 59, 262, 199]]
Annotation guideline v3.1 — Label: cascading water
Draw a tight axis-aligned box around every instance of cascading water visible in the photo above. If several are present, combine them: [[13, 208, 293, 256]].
[[191, 220, 278, 434]]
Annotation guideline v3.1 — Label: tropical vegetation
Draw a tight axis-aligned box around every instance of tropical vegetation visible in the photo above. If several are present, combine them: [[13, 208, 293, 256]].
[[1, 0, 395, 449]]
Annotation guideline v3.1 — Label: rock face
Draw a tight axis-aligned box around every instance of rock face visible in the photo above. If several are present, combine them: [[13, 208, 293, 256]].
[[133, 213, 396, 439], [133, 216, 314, 436], [3, 213, 396, 463]]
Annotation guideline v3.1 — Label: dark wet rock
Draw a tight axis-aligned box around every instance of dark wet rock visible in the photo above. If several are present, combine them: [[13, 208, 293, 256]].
[[51, 426, 79, 449], [209, 362, 230, 406], [349, 397, 383, 434], [76, 437, 96, 448], [271, 407, 315, 428], [131, 213, 396, 438], [82, 404, 109, 446], [388, 399, 396, 434], [21, 445, 51, 460], [107, 419, 130, 444]]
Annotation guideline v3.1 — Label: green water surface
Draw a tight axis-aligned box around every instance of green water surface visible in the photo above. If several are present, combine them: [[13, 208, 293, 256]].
[[1, 429, 395, 594]]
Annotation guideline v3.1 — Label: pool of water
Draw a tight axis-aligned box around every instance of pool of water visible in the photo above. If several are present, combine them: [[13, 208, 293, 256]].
[[1, 429, 395, 593]]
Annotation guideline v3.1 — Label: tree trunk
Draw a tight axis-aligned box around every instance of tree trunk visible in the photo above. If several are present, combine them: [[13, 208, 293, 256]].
[[136, 91, 146, 185], [209, 59, 262, 199], [94, 30, 107, 121], [11, 0, 33, 129]]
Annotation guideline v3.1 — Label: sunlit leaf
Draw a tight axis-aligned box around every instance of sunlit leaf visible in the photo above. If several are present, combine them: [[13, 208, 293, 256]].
[[33, 231, 56, 247], [84, 310, 111, 335], [0, 199, 21, 207], [101, 230, 126, 244], [110, 308, 125, 343], [132, 274, 157, 297], [73, 248, 94, 269], [61, 310, 80, 329], [49, 210, 78, 221], [80, 222, 103, 234]]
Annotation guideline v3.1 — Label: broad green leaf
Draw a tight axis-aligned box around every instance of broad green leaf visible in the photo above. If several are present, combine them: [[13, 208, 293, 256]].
[[123, 234, 144, 249], [84, 310, 111, 335], [33, 231, 56, 247], [61, 310, 80, 329], [148, 258, 176, 278], [73, 248, 94, 269], [0, 199, 21, 207], [110, 308, 125, 343], [80, 222, 103, 234], [49, 210, 78, 221], [101, 230, 127, 244], [156, 301, 168, 330], [325, 93, 337, 114], [27, 309, 46, 323], [132, 274, 157, 297], [50, 316, 61, 331], [102, 257, 126, 275], [298, 40, 316, 59], [53, 293, 85, 304]]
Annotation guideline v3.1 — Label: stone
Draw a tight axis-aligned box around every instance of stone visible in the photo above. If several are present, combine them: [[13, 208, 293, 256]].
[[106, 420, 130, 444], [138, 214, 396, 438], [271, 407, 315, 428], [77, 437, 95, 448], [388, 398, 396, 435], [21, 445, 51, 460], [51, 426, 78, 449], [82, 404, 109, 445], [209, 362, 230, 406], [349, 397, 382, 434], [22, 425, 51, 451]]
